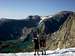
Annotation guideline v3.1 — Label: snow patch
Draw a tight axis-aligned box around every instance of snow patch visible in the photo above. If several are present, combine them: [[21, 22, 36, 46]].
[[0, 48, 75, 56], [39, 16, 52, 24]]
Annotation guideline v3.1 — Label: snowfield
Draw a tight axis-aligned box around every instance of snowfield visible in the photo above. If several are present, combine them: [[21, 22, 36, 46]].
[[0, 48, 75, 56]]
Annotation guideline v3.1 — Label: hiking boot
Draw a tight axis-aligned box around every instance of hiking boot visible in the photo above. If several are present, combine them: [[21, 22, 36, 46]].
[[44, 52, 46, 55], [34, 53, 36, 55], [42, 52, 44, 55]]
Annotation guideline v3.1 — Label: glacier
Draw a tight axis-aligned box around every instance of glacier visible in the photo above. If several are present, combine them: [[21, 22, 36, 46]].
[[0, 48, 75, 56]]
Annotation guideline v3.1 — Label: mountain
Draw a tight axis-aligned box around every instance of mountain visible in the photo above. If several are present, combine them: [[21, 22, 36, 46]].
[[0, 15, 41, 41], [38, 11, 73, 34], [38, 11, 75, 50], [0, 15, 41, 52], [0, 11, 75, 53]]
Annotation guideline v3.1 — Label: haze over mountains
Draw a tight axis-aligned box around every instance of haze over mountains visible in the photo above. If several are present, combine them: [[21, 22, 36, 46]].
[[0, 11, 75, 52]]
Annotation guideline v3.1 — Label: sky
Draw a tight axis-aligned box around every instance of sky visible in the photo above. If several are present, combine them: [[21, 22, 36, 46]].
[[0, 0, 75, 19]]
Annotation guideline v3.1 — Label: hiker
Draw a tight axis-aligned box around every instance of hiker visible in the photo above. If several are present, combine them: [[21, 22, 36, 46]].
[[39, 33, 46, 55], [32, 30, 39, 55]]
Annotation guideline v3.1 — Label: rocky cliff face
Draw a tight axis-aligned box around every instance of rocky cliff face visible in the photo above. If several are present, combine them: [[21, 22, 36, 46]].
[[40, 11, 75, 50]]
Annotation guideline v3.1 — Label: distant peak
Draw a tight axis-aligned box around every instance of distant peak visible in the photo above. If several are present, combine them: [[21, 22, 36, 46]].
[[59, 11, 74, 14]]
